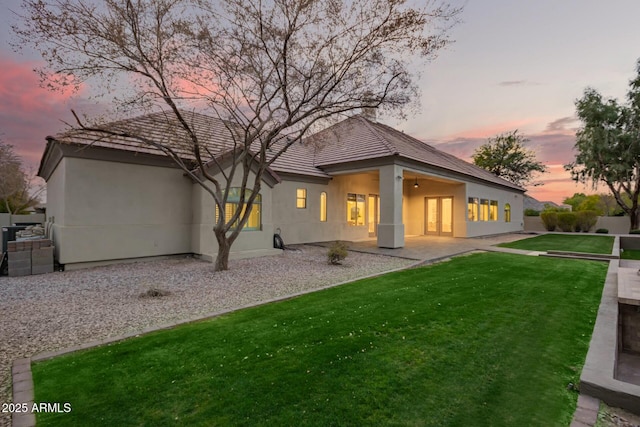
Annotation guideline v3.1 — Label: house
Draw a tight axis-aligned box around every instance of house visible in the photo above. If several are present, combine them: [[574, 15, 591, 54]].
[[524, 195, 560, 212], [37, 111, 525, 269]]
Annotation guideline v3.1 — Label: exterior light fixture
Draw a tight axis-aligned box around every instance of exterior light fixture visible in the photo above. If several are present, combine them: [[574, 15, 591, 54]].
[[414, 177, 419, 188]]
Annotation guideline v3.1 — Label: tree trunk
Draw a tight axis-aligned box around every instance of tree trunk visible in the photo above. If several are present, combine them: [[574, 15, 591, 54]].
[[631, 208, 640, 232], [213, 228, 231, 271]]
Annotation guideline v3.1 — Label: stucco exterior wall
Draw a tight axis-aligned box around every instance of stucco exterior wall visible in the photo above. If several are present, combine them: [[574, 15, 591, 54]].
[[465, 182, 524, 237], [52, 157, 193, 265], [46, 153, 527, 268], [46, 157, 66, 227], [272, 172, 381, 244], [190, 171, 276, 260], [403, 178, 466, 237]]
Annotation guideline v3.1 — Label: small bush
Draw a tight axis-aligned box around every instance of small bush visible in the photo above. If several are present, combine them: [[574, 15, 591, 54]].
[[595, 228, 609, 234], [557, 212, 578, 232], [328, 241, 348, 265], [540, 212, 558, 231], [630, 230, 640, 235], [576, 210, 598, 233], [139, 288, 171, 298], [524, 209, 540, 217]]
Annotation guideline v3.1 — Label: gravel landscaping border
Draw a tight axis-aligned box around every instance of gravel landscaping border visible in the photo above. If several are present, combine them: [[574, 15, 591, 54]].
[[0, 246, 414, 427]]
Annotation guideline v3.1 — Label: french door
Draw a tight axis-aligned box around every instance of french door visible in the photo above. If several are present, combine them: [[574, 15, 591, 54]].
[[425, 197, 453, 236], [368, 194, 380, 237]]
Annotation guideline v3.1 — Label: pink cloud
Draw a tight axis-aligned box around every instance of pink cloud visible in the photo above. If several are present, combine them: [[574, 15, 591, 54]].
[[431, 125, 600, 204], [543, 116, 578, 134], [0, 57, 93, 169], [445, 119, 541, 139]]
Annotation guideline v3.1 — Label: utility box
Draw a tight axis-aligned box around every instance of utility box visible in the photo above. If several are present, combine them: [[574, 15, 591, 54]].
[[2, 226, 28, 253]]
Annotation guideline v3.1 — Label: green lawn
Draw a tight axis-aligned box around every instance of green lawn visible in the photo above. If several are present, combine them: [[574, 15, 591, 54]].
[[32, 253, 607, 426], [621, 249, 640, 260], [498, 234, 615, 254]]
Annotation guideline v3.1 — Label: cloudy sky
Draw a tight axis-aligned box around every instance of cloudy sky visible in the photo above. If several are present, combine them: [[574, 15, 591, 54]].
[[1, 0, 640, 203]]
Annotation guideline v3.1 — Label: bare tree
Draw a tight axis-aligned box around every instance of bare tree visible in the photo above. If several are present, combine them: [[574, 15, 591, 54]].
[[14, 0, 461, 270], [0, 139, 44, 214], [0, 140, 22, 205]]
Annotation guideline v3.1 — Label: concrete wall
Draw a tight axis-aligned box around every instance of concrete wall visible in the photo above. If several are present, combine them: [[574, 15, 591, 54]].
[[0, 213, 46, 228], [621, 236, 640, 250], [465, 182, 524, 237], [524, 216, 632, 234], [598, 217, 635, 234], [51, 157, 193, 265], [619, 303, 640, 354]]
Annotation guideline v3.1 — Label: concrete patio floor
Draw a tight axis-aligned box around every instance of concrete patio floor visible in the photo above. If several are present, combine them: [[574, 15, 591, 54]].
[[311, 233, 540, 262]]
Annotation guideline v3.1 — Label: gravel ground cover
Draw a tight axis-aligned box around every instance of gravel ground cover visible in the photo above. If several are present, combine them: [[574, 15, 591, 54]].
[[0, 246, 413, 427]]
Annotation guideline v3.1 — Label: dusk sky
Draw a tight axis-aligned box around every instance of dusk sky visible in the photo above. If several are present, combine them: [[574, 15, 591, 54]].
[[2, 0, 640, 204]]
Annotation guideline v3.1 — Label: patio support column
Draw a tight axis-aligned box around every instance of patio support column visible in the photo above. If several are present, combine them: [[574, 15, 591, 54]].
[[377, 164, 404, 248]]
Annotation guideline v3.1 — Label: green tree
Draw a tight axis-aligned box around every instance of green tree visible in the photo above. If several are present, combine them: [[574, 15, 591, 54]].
[[565, 60, 640, 231], [14, 0, 461, 271], [563, 193, 587, 211], [472, 130, 547, 188], [578, 194, 605, 215], [598, 194, 620, 216]]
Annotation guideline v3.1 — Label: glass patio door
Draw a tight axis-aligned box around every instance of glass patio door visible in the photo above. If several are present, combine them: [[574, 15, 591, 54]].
[[368, 194, 380, 237], [425, 197, 453, 236], [426, 197, 439, 234]]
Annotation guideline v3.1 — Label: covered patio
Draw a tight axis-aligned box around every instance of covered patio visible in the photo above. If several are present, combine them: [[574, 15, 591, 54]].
[[314, 233, 533, 262]]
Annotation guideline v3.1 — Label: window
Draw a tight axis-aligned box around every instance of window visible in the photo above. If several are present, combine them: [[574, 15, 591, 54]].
[[490, 200, 498, 221], [467, 197, 478, 221], [320, 192, 327, 222], [505, 203, 511, 223], [480, 199, 489, 221], [296, 188, 307, 209], [215, 188, 261, 231], [347, 193, 365, 226]]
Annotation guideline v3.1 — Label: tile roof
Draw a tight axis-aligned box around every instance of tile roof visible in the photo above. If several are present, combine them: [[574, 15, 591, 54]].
[[46, 110, 524, 191], [267, 139, 329, 178], [307, 115, 524, 191], [48, 110, 242, 161], [47, 109, 327, 177]]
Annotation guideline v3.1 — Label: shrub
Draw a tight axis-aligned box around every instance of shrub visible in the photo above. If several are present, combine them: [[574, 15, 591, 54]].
[[557, 212, 578, 232], [630, 230, 640, 235], [139, 288, 171, 298], [524, 209, 540, 217], [575, 210, 598, 233], [540, 212, 558, 231], [595, 228, 609, 234], [328, 241, 348, 265]]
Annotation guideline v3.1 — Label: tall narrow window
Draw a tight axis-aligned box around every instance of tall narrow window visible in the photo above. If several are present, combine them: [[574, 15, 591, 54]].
[[505, 203, 511, 223], [480, 199, 489, 221], [320, 192, 327, 222], [490, 200, 498, 221], [467, 197, 478, 221], [296, 188, 307, 209], [347, 193, 365, 226], [215, 188, 261, 231]]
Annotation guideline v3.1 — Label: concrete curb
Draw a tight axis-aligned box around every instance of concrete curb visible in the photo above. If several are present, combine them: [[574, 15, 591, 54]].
[[570, 394, 600, 427], [11, 359, 35, 427]]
